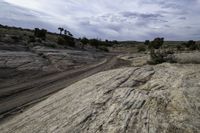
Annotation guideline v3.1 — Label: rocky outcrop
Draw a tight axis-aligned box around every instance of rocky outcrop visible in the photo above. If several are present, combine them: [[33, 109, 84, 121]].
[[0, 64, 200, 133], [118, 53, 148, 67], [0, 46, 105, 88], [0, 46, 103, 72]]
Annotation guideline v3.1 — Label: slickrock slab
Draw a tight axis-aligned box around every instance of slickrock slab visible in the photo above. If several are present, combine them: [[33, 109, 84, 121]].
[[0, 64, 200, 133]]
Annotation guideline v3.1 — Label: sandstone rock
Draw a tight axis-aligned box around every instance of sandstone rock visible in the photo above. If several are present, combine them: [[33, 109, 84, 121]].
[[118, 54, 148, 67], [0, 46, 104, 72], [0, 64, 199, 133]]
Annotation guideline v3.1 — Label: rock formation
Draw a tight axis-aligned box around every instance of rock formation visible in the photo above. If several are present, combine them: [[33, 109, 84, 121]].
[[0, 63, 199, 133]]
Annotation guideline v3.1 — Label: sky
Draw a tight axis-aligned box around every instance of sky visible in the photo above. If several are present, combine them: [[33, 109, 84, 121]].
[[0, 0, 200, 41]]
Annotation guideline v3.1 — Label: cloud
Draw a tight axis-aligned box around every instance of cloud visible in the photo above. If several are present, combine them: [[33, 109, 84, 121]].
[[0, 1, 56, 30], [1, 0, 200, 40], [179, 17, 187, 20]]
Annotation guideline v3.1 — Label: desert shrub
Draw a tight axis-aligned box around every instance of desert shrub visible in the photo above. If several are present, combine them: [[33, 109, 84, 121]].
[[176, 44, 183, 51], [89, 38, 113, 48], [88, 39, 113, 50], [112, 40, 118, 44], [144, 40, 150, 45], [0, 34, 6, 42], [147, 37, 177, 64], [48, 43, 57, 48], [36, 38, 42, 43], [28, 35, 36, 43], [80, 37, 89, 49], [182, 40, 199, 50], [11, 35, 22, 42], [189, 43, 199, 50], [99, 46, 109, 52], [165, 49, 175, 54], [57, 36, 66, 45], [189, 44, 198, 50], [81, 37, 89, 45], [104, 40, 115, 47], [63, 35, 75, 47], [148, 49, 176, 64], [34, 28, 47, 40], [184, 40, 195, 48], [57, 36, 75, 47], [137, 45, 146, 52], [89, 39, 100, 48], [182, 42, 187, 47], [148, 37, 164, 49]]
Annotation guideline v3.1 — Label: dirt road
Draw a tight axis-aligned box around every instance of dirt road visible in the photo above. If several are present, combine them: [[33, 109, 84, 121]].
[[0, 56, 129, 119]]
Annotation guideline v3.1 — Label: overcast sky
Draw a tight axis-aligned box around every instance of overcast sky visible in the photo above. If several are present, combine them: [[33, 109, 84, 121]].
[[1, 0, 200, 41]]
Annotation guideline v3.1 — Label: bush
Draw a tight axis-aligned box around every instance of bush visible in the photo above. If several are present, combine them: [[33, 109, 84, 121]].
[[57, 36, 75, 47], [89, 38, 113, 49], [57, 36, 66, 45], [81, 37, 89, 45], [137, 45, 146, 52], [11, 35, 22, 43], [182, 40, 199, 50], [28, 35, 36, 43], [34, 28, 47, 40], [189, 44, 199, 51], [89, 39, 100, 48], [48, 43, 57, 48], [148, 49, 176, 64], [185, 40, 195, 48], [149, 37, 164, 49], [99, 46, 109, 52], [176, 44, 183, 51], [63, 35, 75, 47], [80, 37, 89, 49], [144, 40, 150, 45], [36, 38, 42, 43]]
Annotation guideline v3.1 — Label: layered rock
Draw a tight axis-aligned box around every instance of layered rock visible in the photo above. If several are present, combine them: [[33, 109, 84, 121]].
[[0, 46, 103, 72], [0, 64, 199, 133]]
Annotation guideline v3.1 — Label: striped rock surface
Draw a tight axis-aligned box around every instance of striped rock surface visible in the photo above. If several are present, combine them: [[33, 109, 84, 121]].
[[0, 64, 200, 133]]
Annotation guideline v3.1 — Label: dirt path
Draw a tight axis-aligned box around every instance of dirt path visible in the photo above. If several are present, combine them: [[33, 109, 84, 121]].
[[0, 55, 128, 120]]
